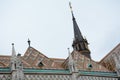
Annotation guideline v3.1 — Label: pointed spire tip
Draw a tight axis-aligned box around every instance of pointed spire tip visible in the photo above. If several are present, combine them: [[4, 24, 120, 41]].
[[69, 2, 73, 12], [69, 2, 75, 20], [69, 2, 71, 8]]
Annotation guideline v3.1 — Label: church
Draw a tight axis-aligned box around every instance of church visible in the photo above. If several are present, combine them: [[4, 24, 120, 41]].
[[0, 2, 120, 80]]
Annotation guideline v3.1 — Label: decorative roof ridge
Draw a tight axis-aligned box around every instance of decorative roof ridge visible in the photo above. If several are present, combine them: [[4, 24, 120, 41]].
[[0, 55, 11, 57], [50, 58, 65, 60]]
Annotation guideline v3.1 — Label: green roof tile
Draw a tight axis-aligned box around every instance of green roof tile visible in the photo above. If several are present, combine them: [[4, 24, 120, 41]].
[[24, 68, 70, 74], [79, 70, 118, 77]]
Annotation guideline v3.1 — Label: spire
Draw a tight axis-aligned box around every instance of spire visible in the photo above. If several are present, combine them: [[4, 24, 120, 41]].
[[12, 43, 16, 57], [69, 2, 84, 41], [69, 2, 91, 59], [69, 2, 75, 20], [11, 43, 17, 71], [28, 38, 31, 47]]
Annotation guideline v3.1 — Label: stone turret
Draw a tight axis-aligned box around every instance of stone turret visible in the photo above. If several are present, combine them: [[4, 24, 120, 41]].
[[68, 48, 78, 80], [68, 48, 77, 73], [10, 43, 24, 80]]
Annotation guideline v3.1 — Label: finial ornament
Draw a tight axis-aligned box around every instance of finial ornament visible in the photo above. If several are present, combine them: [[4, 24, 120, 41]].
[[67, 48, 70, 54], [12, 43, 14, 45], [69, 2, 75, 20], [69, 2, 73, 12], [11, 43, 16, 57], [28, 38, 31, 47], [67, 48, 70, 51]]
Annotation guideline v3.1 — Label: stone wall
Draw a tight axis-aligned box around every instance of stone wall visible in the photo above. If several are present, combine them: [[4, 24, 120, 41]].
[[24, 74, 71, 80], [78, 76, 118, 80], [0, 74, 11, 80]]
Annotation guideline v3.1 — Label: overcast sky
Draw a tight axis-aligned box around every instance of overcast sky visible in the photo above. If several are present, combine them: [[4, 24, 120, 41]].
[[0, 0, 120, 61]]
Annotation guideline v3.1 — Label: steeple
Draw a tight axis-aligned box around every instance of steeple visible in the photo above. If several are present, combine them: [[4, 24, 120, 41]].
[[69, 2, 91, 59], [69, 2, 84, 41]]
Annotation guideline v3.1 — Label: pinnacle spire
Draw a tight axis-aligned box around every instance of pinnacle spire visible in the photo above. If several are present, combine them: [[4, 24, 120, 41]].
[[12, 43, 16, 57], [69, 2, 84, 41], [28, 38, 31, 47], [69, 2, 75, 20], [68, 48, 72, 63]]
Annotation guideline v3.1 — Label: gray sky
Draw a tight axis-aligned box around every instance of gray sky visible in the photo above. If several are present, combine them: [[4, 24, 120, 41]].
[[0, 0, 120, 61]]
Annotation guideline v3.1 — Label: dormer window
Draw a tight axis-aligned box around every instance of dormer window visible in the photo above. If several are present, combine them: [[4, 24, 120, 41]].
[[38, 58, 44, 67], [87, 64, 93, 71], [38, 62, 44, 67]]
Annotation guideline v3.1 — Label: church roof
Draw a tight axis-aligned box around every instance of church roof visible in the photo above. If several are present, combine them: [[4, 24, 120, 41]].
[[0, 55, 10, 67], [99, 43, 120, 71], [22, 47, 65, 69], [0, 46, 110, 71], [62, 50, 109, 71]]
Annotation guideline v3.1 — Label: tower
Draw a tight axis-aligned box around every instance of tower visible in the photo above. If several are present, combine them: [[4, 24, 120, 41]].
[[69, 2, 91, 59]]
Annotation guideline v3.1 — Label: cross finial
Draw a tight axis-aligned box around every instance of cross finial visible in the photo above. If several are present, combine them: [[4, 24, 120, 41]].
[[28, 38, 31, 47]]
